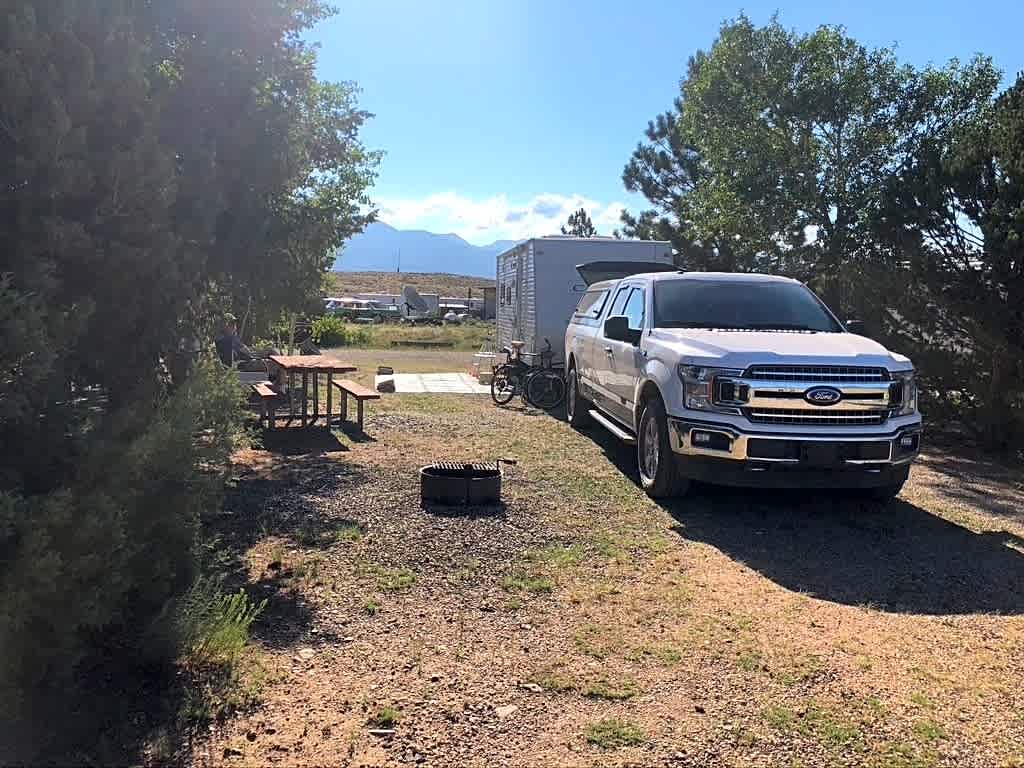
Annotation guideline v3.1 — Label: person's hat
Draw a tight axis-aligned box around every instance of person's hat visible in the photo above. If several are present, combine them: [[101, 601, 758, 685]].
[[224, 312, 238, 323]]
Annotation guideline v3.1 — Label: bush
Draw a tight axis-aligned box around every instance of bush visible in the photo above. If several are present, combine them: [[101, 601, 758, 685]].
[[176, 578, 267, 669], [311, 315, 371, 347], [0, 359, 245, 754]]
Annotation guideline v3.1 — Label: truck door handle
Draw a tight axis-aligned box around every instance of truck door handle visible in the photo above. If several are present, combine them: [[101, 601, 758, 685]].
[[604, 346, 614, 356]]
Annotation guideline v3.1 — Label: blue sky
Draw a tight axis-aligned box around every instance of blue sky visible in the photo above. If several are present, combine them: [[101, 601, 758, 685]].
[[310, 0, 1024, 245]]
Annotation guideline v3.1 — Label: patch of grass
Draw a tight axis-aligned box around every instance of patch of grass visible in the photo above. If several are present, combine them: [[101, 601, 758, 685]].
[[909, 692, 935, 709], [526, 665, 577, 693], [293, 556, 324, 586], [368, 705, 401, 729], [855, 655, 874, 671], [178, 578, 267, 668], [585, 718, 645, 749], [501, 573, 554, 594], [773, 653, 825, 686], [323, 319, 495, 351], [764, 704, 797, 729], [912, 719, 946, 743], [504, 597, 523, 611], [765, 701, 864, 751], [525, 543, 585, 568], [179, 656, 266, 726], [334, 521, 364, 542], [592, 532, 630, 562], [376, 567, 416, 592], [626, 643, 683, 666], [358, 562, 416, 592], [573, 623, 622, 659], [737, 648, 764, 672], [870, 741, 938, 768], [363, 598, 381, 615], [802, 703, 864, 750], [583, 676, 639, 700]]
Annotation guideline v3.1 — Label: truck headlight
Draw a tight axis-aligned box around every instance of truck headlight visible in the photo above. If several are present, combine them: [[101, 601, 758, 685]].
[[678, 365, 746, 413], [890, 371, 918, 416]]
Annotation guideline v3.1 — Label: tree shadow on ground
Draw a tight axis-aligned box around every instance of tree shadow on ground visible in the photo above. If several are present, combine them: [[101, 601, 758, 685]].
[[39, 430, 378, 766], [585, 423, 1024, 616], [916, 451, 1024, 523]]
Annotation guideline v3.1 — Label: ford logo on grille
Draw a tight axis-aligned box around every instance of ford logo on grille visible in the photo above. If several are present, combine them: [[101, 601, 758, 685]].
[[804, 386, 843, 406]]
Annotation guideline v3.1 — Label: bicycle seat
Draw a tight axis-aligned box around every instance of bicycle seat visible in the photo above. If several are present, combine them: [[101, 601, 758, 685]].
[[501, 346, 512, 355], [510, 340, 525, 350]]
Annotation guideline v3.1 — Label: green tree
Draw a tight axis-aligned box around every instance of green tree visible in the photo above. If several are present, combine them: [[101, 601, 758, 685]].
[[561, 207, 598, 237], [868, 75, 1024, 448], [0, 1, 379, 755], [619, 78, 734, 269], [625, 15, 998, 310]]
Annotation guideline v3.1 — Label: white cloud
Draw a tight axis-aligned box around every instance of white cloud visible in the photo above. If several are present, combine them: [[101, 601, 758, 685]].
[[376, 191, 626, 245]]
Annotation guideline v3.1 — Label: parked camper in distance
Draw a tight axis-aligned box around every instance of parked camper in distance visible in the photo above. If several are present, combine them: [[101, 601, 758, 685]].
[[496, 236, 672, 363]]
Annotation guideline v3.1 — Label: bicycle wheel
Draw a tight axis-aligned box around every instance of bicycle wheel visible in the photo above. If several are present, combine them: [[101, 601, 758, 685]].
[[525, 369, 566, 410], [490, 365, 518, 405]]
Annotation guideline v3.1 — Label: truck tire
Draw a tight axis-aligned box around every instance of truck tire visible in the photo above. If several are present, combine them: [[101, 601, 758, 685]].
[[637, 396, 690, 498], [566, 363, 592, 428]]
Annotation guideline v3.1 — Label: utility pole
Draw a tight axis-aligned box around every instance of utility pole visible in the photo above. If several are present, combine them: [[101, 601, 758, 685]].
[[396, 249, 401, 273]]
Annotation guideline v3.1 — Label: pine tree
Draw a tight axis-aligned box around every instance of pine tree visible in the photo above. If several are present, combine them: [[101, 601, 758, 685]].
[[561, 208, 598, 237]]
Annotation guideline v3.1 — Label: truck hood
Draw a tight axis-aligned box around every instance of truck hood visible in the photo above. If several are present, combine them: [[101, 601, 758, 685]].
[[647, 328, 912, 370]]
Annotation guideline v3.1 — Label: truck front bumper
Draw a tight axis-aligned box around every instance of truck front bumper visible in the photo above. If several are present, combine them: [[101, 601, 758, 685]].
[[667, 417, 922, 489]]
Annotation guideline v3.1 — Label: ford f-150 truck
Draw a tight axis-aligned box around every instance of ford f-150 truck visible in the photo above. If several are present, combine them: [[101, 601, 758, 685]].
[[564, 271, 922, 499]]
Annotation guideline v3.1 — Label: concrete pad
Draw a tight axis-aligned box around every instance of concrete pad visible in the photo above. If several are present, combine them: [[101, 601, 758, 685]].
[[374, 372, 491, 395]]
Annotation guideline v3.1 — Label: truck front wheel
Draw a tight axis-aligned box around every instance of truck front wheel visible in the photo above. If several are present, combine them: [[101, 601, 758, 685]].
[[637, 397, 690, 498]]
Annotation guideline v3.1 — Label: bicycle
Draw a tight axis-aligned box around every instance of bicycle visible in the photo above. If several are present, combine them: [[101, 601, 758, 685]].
[[490, 339, 566, 410], [490, 341, 531, 405], [523, 342, 565, 410]]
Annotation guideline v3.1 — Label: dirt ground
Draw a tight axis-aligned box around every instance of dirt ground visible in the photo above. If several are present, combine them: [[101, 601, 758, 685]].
[[186, 350, 1024, 768]]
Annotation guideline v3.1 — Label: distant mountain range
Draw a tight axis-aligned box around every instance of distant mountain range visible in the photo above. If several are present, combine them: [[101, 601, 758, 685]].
[[333, 222, 517, 277]]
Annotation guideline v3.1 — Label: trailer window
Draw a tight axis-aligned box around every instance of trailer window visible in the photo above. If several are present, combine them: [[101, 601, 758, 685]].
[[574, 289, 609, 320]]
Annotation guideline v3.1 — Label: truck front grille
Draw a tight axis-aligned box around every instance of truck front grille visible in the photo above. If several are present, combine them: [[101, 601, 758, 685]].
[[744, 408, 888, 426], [743, 365, 890, 383]]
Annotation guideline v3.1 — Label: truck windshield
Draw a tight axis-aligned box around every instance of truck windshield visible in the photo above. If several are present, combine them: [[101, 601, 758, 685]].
[[653, 280, 842, 333]]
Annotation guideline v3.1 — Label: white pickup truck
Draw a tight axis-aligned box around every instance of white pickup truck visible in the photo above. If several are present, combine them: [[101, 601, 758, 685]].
[[564, 270, 922, 499]]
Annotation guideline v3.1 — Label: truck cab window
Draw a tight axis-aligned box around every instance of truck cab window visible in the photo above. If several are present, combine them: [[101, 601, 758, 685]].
[[608, 285, 631, 318], [623, 288, 645, 330]]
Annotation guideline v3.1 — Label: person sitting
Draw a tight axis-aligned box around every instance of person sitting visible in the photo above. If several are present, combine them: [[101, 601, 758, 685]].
[[215, 313, 264, 371]]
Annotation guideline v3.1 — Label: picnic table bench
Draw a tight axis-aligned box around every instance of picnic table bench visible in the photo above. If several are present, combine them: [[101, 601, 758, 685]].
[[330, 378, 380, 432], [250, 381, 283, 428]]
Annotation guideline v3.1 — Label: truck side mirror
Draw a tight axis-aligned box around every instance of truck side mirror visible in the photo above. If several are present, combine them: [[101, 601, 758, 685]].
[[604, 315, 641, 345], [845, 319, 866, 335]]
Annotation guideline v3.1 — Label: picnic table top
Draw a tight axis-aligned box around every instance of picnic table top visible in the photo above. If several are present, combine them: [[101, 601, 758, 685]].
[[268, 354, 357, 373]]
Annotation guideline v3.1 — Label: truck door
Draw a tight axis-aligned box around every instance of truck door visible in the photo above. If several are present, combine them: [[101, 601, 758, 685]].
[[601, 285, 646, 427]]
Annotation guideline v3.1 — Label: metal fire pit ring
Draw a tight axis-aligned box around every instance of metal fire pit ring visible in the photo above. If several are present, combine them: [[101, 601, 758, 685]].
[[420, 459, 516, 506]]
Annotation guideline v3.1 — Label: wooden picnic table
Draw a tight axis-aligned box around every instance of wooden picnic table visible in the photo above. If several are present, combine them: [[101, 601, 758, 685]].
[[268, 354, 357, 427]]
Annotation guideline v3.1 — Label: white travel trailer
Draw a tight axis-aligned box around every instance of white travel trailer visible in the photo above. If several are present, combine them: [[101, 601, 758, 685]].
[[496, 236, 673, 362]]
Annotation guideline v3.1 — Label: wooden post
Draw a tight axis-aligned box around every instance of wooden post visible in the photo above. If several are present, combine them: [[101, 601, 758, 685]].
[[357, 399, 365, 432], [327, 372, 334, 427], [301, 371, 308, 427], [341, 389, 348, 423], [313, 371, 319, 424]]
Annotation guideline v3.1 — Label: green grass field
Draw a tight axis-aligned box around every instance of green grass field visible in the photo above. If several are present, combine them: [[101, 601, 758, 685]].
[[325, 320, 496, 351]]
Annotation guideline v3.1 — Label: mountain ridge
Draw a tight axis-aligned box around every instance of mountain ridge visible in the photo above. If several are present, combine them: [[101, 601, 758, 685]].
[[333, 222, 518, 277]]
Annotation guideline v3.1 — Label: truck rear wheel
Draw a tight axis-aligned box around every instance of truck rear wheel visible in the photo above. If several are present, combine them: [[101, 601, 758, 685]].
[[637, 396, 690, 498], [566, 363, 591, 428]]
